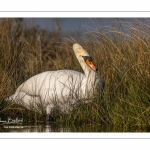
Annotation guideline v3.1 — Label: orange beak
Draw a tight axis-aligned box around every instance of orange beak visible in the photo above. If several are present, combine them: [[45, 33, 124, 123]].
[[85, 59, 98, 71]]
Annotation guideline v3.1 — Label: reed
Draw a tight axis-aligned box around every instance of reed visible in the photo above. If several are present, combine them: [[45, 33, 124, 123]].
[[0, 18, 150, 131]]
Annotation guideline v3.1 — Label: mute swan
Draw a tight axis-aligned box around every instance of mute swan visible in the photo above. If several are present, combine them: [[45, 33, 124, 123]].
[[7, 43, 104, 121]]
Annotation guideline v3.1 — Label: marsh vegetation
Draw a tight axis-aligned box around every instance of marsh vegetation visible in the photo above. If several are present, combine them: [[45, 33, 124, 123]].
[[0, 18, 150, 132]]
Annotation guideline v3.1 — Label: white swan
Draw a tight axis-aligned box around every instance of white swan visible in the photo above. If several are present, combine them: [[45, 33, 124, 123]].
[[7, 43, 104, 120]]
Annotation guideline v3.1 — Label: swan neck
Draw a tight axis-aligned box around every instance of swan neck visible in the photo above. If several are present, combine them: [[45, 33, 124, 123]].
[[80, 60, 97, 88]]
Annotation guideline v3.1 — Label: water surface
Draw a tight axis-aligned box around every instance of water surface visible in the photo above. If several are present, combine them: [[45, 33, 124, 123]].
[[0, 122, 149, 132]]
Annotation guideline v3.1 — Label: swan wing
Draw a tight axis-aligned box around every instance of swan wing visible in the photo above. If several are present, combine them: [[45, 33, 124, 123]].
[[16, 70, 87, 101]]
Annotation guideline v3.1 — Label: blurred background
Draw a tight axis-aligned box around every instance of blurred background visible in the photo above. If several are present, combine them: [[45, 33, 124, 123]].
[[25, 18, 150, 36]]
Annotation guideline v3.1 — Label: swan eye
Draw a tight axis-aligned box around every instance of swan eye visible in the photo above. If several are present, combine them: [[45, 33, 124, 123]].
[[82, 56, 92, 61]]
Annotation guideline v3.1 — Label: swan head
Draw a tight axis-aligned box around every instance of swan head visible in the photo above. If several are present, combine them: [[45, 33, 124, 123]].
[[73, 43, 98, 71]]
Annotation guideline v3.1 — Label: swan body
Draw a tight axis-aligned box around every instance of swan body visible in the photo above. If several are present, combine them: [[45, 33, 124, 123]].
[[7, 43, 104, 119]]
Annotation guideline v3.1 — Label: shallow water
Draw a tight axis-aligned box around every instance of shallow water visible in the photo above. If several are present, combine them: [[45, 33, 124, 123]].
[[1, 123, 149, 132], [0, 122, 110, 132], [0, 124, 71, 132], [0, 121, 150, 132]]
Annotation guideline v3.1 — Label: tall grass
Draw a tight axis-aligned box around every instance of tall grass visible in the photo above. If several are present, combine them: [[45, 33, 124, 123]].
[[0, 18, 150, 131]]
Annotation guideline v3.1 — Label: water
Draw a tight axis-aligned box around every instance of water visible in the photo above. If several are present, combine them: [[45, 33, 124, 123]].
[[0, 124, 71, 132], [0, 118, 149, 132], [0, 117, 109, 132], [0, 122, 110, 132]]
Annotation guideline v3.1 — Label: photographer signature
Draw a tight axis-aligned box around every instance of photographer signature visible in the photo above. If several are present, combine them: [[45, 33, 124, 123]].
[[0, 117, 23, 124]]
